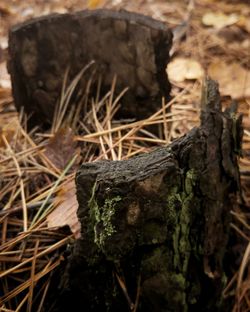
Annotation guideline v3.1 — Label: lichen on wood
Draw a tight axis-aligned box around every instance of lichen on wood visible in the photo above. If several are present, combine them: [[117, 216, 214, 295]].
[[88, 181, 122, 249]]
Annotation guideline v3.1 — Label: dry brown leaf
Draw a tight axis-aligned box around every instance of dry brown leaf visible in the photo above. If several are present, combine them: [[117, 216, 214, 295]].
[[0, 88, 12, 107], [237, 15, 250, 33], [202, 12, 239, 29], [208, 60, 250, 99], [0, 36, 8, 51], [0, 90, 18, 146], [0, 62, 11, 89], [0, 121, 17, 147], [44, 127, 78, 170], [167, 57, 204, 82], [242, 39, 250, 49], [87, 0, 104, 9], [47, 179, 80, 238], [0, 3, 14, 16]]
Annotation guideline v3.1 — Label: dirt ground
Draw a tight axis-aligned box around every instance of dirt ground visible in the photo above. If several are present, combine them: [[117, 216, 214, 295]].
[[0, 0, 250, 311]]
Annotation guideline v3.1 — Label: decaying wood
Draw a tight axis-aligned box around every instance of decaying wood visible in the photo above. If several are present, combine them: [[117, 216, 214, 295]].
[[8, 9, 172, 128], [53, 79, 242, 312]]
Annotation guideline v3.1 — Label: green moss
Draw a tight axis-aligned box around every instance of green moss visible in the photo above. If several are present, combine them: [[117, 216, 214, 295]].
[[165, 186, 181, 268], [88, 181, 122, 249], [168, 273, 187, 309], [98, 196, 122, 248], [173, 273, 186, 291], [188, 283, 199, 305], [165, 169, 199, 309], [165, 186, 181, 227], [175, 170, 197, 272], [184, 169, 197, 195], [173, 223, 181, 268]]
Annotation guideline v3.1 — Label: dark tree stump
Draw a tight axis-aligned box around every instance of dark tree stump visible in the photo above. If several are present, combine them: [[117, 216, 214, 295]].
[[56, 79, 242, 311], [8, 9, 172, 128]]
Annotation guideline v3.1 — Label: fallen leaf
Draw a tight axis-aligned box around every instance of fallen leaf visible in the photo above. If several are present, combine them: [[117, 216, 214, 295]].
[[167, 58, 204, 82], [208, 60, 250, 99], [47, 179, 80, 238], [87, 0, 104, 9], [0, 88, 12, 107], [202, 12, 239, 29], [0, 3, 14, 16], [0, 62, 11, 89], [0, 119, 18, 147], [0, 88, 17, 147], [242, 39, 250, 49], [217, 26, 247, 43], [45, 127, 78, 170], [20, 7, 34, 18], [237, 15, 250, 33], [0, 36, 8, 50]]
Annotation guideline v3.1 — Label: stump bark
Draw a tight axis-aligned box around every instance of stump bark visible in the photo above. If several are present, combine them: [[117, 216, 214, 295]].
[[56, 79, 242, 311], [8, 9, 172, 128]]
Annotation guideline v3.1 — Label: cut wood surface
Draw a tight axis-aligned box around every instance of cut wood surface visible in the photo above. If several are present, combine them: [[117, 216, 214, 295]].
[[54, 79, 243, 312], [8, 9, 172, 128]]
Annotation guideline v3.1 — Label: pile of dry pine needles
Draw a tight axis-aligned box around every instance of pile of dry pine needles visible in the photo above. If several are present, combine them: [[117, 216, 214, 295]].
[[1, 0, 250, 310]]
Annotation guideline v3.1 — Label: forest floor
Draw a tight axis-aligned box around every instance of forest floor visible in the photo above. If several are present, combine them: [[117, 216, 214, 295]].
[[0, 0, 250, 311]]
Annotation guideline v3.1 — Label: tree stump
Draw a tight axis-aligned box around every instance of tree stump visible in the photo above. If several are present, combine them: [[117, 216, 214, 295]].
[[55, 79, 242, 311], [8, 9, 172, 128]]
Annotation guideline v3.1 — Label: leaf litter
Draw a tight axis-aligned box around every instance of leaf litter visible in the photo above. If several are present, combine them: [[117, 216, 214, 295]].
[[0, 0, 250, 311]]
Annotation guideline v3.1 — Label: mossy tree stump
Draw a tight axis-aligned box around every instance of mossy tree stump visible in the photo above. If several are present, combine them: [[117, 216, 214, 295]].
[[57, 79, 242, 312]]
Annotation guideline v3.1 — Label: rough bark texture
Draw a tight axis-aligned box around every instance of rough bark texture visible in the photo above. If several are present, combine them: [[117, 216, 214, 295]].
[[55, 79, 242, 311], [8, 9, 172, 128]]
